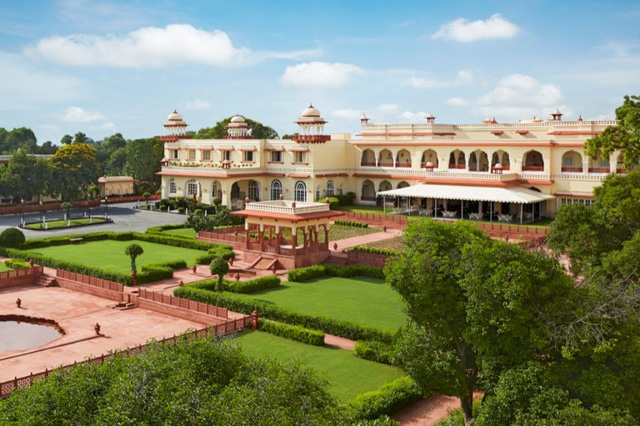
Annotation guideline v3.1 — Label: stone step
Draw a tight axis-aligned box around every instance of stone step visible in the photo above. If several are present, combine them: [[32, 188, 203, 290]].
[[34, 275, 58, 287]]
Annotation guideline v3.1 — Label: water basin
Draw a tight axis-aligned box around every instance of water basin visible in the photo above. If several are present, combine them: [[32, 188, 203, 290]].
[[0, 315, 64, 352]]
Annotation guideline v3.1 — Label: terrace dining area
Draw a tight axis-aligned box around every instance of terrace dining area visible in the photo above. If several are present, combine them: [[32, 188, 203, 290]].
[[377, 184, 555, 224]]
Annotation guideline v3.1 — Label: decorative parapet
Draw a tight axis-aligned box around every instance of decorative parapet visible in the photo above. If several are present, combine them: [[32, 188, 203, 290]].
[[244, 200, 330, 215]]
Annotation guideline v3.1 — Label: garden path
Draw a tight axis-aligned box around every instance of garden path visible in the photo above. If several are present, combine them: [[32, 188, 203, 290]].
[[329, 228, 402, 252]]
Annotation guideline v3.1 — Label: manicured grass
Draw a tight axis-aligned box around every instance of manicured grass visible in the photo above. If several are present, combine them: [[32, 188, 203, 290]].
[[163, 227, 197, 238], [335, 205, 385, 214], [232, 276, 405, 332], [0, 261, 13, 272], [234, 330, 405, 402], [328, 224, 380, 241], [361, 236, 404, 252], [23, 217, 109, 230], [30, 240, 205, 274]]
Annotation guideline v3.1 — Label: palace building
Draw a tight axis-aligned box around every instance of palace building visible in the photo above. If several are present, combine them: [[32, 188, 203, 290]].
[[157, 105, 619, 222]]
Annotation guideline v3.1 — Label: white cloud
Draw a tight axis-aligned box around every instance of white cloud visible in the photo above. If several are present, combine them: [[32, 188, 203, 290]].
[[26, 24, 251, 67], [432, 13, 519, 42], [377, 103, 400, 114], [280, 61, 365, 88], [400, 111, 428, 122], [60, 106, 106, 123], [445, 97, 469, 106], [184, 99, 211, 110], [408, 70, 473, 89], [332, 108, 362, 120], [476, 74, 563, 121]]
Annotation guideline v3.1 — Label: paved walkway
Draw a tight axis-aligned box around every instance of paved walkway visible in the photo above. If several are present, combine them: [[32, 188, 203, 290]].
[[324, 334, 356, 350], [393, 392, 483, 426], [329, 228, 402, 252]]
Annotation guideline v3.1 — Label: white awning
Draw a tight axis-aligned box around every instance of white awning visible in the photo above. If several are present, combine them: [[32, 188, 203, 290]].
[[377, 184, 555, 204]]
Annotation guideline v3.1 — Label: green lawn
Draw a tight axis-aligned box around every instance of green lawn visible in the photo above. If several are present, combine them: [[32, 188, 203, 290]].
[[233, 330, 405, 402], [0, 261, 13, 272], [30, 240, 205, 273], [360, 236, 405, 252], [24, 217, 109, 230], [232, 276, 405, 332], [163, 227, 197, 238]]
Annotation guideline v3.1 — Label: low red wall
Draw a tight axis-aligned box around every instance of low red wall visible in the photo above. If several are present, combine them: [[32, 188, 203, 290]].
[[347, 251, 389, 268], [0, 266, 43, 289], [0, 200, 100, 215], [104, 194, 160, 204]]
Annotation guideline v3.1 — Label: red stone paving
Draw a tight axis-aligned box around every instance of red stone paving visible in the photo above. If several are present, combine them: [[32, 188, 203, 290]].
[[0, 284, 206, 382], [323, 333, 356, 350], [393, 392, 483, 426]]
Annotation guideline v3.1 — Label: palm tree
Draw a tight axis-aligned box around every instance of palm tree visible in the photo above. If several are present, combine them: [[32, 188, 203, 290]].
[[125, 243, 144, 273]]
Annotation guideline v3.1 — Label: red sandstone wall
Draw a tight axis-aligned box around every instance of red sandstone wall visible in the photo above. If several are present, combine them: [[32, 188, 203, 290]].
[[347, 251, 389, 268], [56, 277, 125, 302]]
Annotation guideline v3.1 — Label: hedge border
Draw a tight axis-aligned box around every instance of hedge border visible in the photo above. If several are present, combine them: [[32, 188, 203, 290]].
[[346, 246, 398, 256], [192, 275, 281, 294], [287, 264, 385, 282], [334, 220, 369, 228], [345, 376, 421, 420], [354, 340, 393, 365], [257, 318, 325, 346]]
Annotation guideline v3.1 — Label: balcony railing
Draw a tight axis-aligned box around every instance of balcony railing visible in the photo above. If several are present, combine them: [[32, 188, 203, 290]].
[[522, 165, 544, 172], [378, 162, 394, 167], [561, 166, 583, 173], [360, 161, 376, 166], [395, 163, 412, 168], [588, 167, 610, 173], [448, 164, 466, 169]]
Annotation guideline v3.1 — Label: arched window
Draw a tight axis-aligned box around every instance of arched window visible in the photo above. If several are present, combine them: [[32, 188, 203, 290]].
[[316, 185, 321, 201], [522, 150, 544, 171], [186, 179, 198, 196], [247, 180, 260, 201], [169, 178, 177, 194], [270, 180, 282, 200], [294, 181, 307, 202], [361, 180, 375, 201], [326, 180, 335, 196]]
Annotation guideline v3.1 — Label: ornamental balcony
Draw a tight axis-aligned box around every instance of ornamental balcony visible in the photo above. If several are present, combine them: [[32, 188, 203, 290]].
[[244, 200, 330, 215]]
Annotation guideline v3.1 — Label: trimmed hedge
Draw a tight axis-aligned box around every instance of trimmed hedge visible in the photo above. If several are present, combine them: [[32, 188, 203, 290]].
[[174, 285, 393, 343], [348, 246, 398, 256], [354, 340, 393, 365], [258, 318, 325, 346], [334, 220, 369, 228], [190, 275, 281, 294], [287, 264, 385, 282], [345, 376, 421, 420]]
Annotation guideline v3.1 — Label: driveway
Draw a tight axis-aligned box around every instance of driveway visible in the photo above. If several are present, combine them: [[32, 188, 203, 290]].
[[0, 203, 187, 239]]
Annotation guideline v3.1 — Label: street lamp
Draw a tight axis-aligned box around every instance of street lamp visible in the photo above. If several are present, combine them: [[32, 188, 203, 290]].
[[105, 196, 108, 219]]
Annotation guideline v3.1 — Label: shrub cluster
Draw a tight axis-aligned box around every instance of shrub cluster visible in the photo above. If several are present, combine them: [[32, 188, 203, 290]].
[[287, 264, 385, 282], [0, 228, 25, 248], [348, 246, 398, 256], [194, 245, 235, 264], [174, 285, 393, 343], [4, 259, 30, 269], [145, 223, 189, 235], [334, 220, 369, 228], [258, 318, 325, 346], [345, 376, 421, 420], [323, 193, 356, 210], [354, 340, 393, 365]]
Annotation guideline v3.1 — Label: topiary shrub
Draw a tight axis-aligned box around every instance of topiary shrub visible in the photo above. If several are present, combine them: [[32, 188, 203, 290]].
[[0, 228, 26, 248], [345, 377, 421, 420], [178, 207, 186, 214], [4, 259, 30, 269], [210, 257, 229, 291]]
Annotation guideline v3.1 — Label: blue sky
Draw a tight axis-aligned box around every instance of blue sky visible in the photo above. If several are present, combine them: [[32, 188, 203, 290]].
[[1, 0, 639, 143]]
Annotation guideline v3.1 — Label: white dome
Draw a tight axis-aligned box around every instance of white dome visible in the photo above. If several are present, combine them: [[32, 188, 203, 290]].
[[230, 115, 246, 123], [164, 110, 187, 127], [301, 104, 321, 118]]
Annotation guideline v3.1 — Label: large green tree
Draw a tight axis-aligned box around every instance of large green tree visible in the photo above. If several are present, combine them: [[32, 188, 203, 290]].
[[49, 143, 100, 200], [125, 137, 164, 186], [0, 149, 51, 203], [194, 116, 279, 139], [386, 220, 573, 425], [0, 127, 38, 153], [586, 95, 640, 168]]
